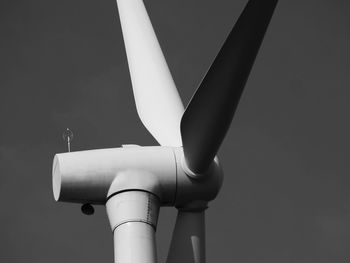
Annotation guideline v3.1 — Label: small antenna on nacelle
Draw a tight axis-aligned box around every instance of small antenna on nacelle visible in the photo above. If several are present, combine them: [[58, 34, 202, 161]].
[[62, 128, 74, 152]]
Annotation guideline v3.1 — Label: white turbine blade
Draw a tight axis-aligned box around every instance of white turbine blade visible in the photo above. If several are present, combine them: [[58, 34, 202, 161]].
[[167, 210, 205, 263], [116, 0, 184, 146]]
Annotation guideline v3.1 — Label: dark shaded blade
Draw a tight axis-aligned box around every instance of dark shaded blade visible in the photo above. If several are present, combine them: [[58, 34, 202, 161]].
[[181, 0, 278, 174]]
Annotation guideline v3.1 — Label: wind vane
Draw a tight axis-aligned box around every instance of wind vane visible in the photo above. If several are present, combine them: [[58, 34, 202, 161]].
[[62, 128, 73, 152]]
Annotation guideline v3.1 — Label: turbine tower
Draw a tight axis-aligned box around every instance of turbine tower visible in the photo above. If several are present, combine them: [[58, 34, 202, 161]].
[[52, 0, 278, 262]]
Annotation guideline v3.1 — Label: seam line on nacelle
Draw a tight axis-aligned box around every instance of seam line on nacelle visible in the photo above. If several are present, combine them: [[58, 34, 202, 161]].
[[111, 220, 157, 233], [106, 189, 161, 202]]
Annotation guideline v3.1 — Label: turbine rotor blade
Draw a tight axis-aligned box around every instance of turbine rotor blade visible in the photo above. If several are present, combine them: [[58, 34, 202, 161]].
[[181, 0, 278, 173], [166, 209, 206, 263], [117, 0, 184, 146]]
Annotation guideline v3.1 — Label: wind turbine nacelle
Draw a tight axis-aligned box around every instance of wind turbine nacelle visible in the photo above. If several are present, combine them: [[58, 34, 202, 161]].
[[52, 146, 223, 207]]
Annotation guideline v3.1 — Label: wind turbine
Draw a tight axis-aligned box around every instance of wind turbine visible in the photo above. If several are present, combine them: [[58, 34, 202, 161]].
[[52, 0, 278, 262]]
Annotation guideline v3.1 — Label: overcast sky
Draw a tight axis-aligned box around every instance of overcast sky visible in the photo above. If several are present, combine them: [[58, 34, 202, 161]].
[[1, 0, 350, 262]]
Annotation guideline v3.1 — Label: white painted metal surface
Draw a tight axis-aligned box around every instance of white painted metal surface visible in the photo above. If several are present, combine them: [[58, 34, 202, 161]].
[[106, 191, 159, 231], [173, 149, 223, 208], [52, 146, 223, 206], [116, 0, 184, 146], [52, 146, 176, 204], [113, 222, 158, 263], [107, 191, 159, 263]]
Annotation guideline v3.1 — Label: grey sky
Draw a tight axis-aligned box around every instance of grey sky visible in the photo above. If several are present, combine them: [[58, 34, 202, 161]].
[[1, 0, 350, 262]]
